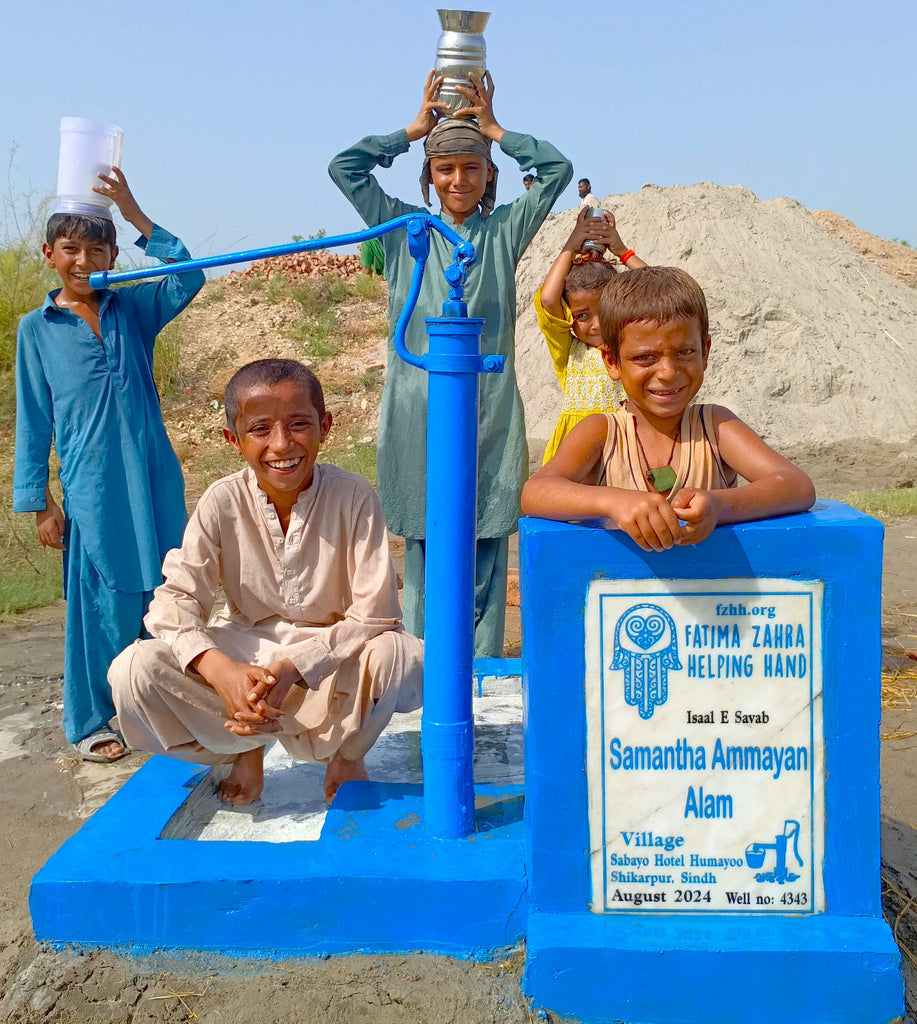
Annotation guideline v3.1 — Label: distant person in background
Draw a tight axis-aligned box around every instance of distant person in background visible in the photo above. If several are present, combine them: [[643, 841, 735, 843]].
[[535, 206, 646, 463], [14, 168, 205, 763], [578, 178, 598, 207], [523, 173, 535, 191], [329, 70, 572, 658], [359, 237, 386, 279]]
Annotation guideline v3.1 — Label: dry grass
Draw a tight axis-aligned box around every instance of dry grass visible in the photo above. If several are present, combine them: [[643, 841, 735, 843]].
[[883, 872, 917, 978]]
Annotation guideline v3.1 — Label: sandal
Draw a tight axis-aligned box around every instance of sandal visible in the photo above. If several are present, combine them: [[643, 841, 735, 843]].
[[73, 728, 130, 764]]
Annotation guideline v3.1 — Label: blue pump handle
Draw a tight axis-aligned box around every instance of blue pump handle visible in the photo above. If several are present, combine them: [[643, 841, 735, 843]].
[[88, 211, 493, 375]]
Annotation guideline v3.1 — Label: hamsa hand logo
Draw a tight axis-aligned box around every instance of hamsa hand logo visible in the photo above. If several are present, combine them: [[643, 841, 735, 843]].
[[612, 603, 681, 719]]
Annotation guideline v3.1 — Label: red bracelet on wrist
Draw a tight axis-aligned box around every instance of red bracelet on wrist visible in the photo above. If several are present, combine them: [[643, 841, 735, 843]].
[[619, 249, 636, 264]]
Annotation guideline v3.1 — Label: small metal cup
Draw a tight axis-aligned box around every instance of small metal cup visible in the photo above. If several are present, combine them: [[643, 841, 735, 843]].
[[582, 207, 607, 255], [435, 9, 491, 113]]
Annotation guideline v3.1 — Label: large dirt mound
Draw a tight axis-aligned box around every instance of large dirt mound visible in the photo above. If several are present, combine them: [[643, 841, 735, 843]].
[[515, 183, 917, 451], [811, 210, 917, 290]]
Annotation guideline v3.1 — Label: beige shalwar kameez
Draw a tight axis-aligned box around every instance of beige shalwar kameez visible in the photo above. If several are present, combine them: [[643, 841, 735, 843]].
[[109, 464, 423, 765]]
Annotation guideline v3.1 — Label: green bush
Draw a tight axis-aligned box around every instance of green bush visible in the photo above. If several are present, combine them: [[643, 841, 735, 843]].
[[290, 275, 350, 319], [353, 273, 384, 300], [153, 319, 186, 400], [0, 227, 56, 430], [321, 441, 377, 484]]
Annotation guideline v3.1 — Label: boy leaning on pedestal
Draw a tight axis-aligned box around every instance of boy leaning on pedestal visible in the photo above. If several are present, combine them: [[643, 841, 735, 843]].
[[522, 267, 815, 550]]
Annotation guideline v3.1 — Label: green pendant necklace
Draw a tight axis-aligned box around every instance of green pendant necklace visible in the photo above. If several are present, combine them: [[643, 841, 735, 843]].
[[635, 426, 680, 493]]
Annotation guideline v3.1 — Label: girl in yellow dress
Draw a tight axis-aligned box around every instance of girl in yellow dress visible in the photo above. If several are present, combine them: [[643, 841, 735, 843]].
[[534, 206, 646, 463]]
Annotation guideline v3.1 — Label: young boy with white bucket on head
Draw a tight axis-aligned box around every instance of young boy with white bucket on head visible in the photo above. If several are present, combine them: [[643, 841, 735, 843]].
[[108, 360, 424, 806], [522, 267, 815, 550], [329, 70, 573, 658], [14, 159, 204, 763]]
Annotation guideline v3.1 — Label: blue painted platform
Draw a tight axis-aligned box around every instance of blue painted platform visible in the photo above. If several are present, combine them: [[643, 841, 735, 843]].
[[31, 757, 525, 957], [31, 682, 527, 958], [525, 912, 902, 1024]]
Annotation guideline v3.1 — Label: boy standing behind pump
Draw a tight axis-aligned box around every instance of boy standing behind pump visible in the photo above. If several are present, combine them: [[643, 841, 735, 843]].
[[329, 71, 572, 658]]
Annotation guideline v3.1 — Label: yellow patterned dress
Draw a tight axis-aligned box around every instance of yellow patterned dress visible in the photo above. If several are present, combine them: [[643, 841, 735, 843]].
[[535, 288, 626, 463]]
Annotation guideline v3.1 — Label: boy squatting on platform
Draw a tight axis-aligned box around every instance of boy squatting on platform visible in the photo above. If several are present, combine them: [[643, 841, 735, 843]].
[[521, 267, 815, 547], [329, 71, 573, 659], [108, 360, 424, 806], [14, 169, 205, 763]]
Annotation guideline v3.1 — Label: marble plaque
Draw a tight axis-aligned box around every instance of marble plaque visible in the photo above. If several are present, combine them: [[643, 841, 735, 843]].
[[585, 578, 824, 915]]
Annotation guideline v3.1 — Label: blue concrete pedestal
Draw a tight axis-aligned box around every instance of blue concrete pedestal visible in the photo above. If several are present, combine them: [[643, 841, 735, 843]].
[[31, 756, 525, 958], [525, 913, 901, 1024], [519, 501, 903, 1024]]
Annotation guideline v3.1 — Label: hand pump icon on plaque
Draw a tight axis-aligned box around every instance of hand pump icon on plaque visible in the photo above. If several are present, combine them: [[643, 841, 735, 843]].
[[746, 820, 803, 884]]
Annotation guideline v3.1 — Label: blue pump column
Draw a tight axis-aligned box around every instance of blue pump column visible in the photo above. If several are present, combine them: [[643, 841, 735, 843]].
[[421, 312, 486, 840]]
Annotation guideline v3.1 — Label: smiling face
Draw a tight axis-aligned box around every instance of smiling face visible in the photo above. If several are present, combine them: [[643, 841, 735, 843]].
[[603, 318, 710, 428], [43, 234, 117, 300], [223, 380, 332, 510], [429, 153, 493, 223], [566, 288, 605, 348]]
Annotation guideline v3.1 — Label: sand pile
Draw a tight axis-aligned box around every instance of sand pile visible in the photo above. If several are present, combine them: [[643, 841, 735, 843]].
[[515, 183, 917, 452]]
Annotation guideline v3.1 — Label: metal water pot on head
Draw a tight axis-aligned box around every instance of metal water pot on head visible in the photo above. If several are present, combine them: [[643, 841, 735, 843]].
[[434, 9, 491, 113], [582, 208, 609, 256]]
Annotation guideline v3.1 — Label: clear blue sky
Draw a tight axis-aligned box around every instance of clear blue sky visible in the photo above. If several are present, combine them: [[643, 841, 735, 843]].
[[4, 0, 915, 260]]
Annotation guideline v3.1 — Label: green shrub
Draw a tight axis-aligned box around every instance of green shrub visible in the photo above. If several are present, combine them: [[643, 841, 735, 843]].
[[0, 228, 56, 430], [353, 273, 384, 300], [153, 320, 186, 400], [194, 281, 226, 308], [290, 275, 350, 319], [321, 441, 377, 484], [0, 492, 62, 615], [282, 274, 354, 361]]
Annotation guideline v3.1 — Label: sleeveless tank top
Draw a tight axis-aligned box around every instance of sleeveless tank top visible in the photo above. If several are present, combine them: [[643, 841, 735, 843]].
[[597, 405, 738, 500]]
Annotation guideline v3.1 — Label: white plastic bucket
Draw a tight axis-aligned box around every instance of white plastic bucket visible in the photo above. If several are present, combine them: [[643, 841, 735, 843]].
[[55, 117, 123, 218]]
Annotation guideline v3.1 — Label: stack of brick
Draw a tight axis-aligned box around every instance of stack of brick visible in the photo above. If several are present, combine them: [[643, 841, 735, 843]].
[[230, 248, 363, 285]]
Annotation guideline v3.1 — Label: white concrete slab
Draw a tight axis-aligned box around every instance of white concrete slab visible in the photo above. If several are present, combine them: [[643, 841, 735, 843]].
[[161, 677, 523, 843]]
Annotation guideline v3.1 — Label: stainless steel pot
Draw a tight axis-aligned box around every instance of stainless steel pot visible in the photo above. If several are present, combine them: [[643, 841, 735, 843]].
[[434, 10, 491, 113]]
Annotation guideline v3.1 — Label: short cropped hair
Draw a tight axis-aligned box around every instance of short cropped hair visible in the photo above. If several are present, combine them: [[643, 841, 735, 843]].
[[224, 359, 326, 431], [563, 259, 618, 299], [522, 174, 535, 182], [578, 178, 591, 188], [600, 266, 709, 364], [46, 212, 117, 249]]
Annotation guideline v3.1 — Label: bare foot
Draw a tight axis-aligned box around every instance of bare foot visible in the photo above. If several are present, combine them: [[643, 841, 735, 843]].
[[218, 747, 265, 805], [75, 729, 129, 763], [323, 752, 369, 804], [90, 738, 125, 760]]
